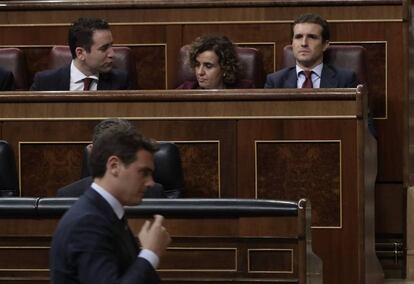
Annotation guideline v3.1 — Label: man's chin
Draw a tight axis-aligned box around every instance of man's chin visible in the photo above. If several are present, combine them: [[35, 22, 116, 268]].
[[125, 198, 143, 206], [297, 59, 319, 69], [99, 65, 113, 73]]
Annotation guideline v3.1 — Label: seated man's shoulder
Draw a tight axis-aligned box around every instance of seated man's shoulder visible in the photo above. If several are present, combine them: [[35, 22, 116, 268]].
[[324, 64, 358, 87], [99, 68, 130, 89], [101, 68, 128, 80], [0, 67, 11, 77], [0, 67, 15, 91], [264, 66, 296, 88], [31, 65, 69, 90], [56, 176, 93, 197], [326, 63, 354, 75], [35, 65, 68, 78]]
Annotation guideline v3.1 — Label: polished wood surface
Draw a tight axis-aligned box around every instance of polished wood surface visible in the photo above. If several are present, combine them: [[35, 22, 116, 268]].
[[0, 199, 320, 284], [0, 0, 404, 10], [0, 90, 360, 118], [0, 87, 382, 284]]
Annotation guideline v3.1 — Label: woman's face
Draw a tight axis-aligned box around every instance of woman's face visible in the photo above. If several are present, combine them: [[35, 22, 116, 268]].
[[194, 50, 224, 89]]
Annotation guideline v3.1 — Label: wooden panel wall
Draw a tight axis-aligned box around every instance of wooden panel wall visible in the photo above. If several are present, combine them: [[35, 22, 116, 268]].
[[0, 0, 409, 280], [0, 88, 382, 284]]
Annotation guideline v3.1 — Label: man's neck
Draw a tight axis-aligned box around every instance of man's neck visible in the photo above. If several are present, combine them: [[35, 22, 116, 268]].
[[93, 177, 117, 200], [296, 59, 323, 71], [91, 180, 124, 219], [73, 59, 95, 76]]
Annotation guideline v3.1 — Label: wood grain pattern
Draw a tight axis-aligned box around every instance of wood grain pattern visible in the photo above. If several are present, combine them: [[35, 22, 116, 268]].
[[0, 88, 381, 284], [256, 141, 340, 227]]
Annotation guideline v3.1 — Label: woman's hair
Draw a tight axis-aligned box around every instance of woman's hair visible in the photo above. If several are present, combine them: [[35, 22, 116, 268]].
[[189, 34, 241, 85]]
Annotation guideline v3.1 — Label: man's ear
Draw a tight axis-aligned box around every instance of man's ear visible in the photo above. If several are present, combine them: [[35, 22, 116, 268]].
[[75, 47, 86, 61], [322, 40, 330, 52], [107, 155, 121, 177]]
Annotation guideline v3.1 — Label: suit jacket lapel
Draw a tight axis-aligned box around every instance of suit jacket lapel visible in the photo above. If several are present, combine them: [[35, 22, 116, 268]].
[[97, 72, 112, 90], [285, 68, 298, 88], [58, 65, 71, 90], [113, 218, 139, 262], [84, 189, 138, 263], [320, 64, 339, 88]]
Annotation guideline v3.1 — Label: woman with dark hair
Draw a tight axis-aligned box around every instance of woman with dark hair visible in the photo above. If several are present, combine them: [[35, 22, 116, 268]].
[[177, 35, 254, 89]]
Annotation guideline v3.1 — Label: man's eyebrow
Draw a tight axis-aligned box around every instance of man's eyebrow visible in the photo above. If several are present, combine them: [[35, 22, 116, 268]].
[[140, 166, 154, 173], [98, 42, 113, 50]]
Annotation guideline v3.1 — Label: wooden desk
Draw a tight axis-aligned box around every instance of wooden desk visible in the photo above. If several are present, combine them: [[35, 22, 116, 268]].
[[0, 198, 321, 284], [0, 87, 382, 283]]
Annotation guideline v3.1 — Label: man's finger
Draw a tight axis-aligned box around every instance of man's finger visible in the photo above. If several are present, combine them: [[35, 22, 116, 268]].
[[153, 214, 164, 226], [140, 220, 151, 232]]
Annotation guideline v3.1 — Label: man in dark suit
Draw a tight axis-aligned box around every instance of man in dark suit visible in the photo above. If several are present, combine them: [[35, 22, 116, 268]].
[[265, 13, 357, 89], [50, 121, 170, 283], [56, 118, 165, 198], [31, 17, 130, 91], [0, 67, 15, 91]]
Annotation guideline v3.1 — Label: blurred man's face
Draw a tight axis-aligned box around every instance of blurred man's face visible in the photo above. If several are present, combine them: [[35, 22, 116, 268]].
[[76, 29, 115, 75], [292, 23, 329, 70], [114, 149, 155, 205]]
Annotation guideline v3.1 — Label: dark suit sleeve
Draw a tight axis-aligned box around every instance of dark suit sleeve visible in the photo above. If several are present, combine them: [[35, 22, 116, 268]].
[[264, 73, 276, 88], [347, 71, 358, 88], [56, 177, 93, 197], [0, 70, 15, 91], [67, 214, 159, 284], [99, 69, 131, 90], [30, 72, 44, 91], [117, 69, 131, 90]]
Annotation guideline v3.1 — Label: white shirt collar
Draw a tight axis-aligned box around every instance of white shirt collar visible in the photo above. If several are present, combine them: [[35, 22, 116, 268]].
[[70, 60, 99, 84], [296, 62, 323, 78], [91, 182, 124, 219]]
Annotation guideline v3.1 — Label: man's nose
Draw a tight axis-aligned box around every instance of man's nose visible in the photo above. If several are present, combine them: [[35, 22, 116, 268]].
[[107, 47, 115, 58], [146, 176, 155, 189], [301, 36, 308, 46]]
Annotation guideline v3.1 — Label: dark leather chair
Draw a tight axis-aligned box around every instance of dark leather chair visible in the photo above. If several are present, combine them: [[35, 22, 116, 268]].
[[152, 142, 185, 198], [282, 44, 367, 85], [0, 48, 29, 90], [176, 45, 265, 88], [0, 141, 19, 197], [81, 142, 185, 198], [48, 45, 138, 89]]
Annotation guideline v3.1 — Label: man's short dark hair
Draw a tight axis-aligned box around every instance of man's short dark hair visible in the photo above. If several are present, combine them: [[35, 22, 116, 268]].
[[293, 13, 330, 42], [68, 17, 110, 59], [92, 118, 132, 144], [90, 122, 159, 178]]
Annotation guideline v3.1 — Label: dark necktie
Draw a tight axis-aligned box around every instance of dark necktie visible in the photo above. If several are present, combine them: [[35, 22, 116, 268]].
[[121, 215, 129, 231], [120, 215, 140, 258], [83, 77, 93, 91], [302, 70, 313, 88], [121, 215, 137, 243]]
